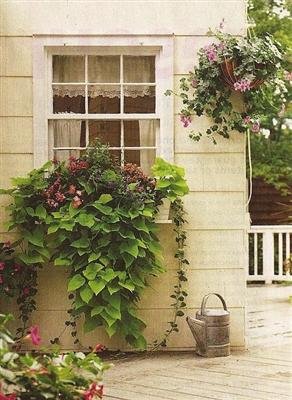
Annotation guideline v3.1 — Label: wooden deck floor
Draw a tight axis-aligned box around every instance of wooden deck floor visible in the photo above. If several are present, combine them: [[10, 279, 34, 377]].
[[103, 285, 292, 400]]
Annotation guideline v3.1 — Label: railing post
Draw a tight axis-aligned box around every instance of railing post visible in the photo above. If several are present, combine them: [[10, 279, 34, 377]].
[[262, 231, 274, 284]]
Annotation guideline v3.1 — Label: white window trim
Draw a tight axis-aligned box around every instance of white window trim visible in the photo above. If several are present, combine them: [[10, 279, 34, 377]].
[[33, 35, 174, 168]]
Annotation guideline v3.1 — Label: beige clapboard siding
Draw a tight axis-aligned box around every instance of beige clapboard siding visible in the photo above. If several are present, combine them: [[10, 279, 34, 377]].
[[0, 154, 33, 189], [183, 192, 245, 230], [0, 77, 32, 116], [175, 153, 245, 192], [0, 117, 33, 153], [0, 1, 246, 36], [31, 265, 245, 311], [0, 37, 32, 77], [175, 117, 245, 153]]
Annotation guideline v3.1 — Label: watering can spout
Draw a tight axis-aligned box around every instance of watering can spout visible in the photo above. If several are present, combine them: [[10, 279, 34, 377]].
[[186, 316, 206, 354]]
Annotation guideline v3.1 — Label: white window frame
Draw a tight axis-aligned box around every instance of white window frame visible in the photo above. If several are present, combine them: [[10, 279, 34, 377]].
[[33, 35, 174, 168]]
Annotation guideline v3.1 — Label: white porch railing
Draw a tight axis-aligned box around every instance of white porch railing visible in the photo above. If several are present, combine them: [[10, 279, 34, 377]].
[[248, 225, 292, 283]]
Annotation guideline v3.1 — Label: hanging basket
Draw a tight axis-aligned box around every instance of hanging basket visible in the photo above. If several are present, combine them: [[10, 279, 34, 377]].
[[220, 58, 264, 90]]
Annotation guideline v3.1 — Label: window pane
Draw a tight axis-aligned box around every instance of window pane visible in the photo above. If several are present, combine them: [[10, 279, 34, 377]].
[[54, 149, 81, 162], [53, 85, 85, 114], [124, 120, 156, 147], [88, 85, 120, 114], [89, 120, 121, 147], [53, 120, 85, 148], [88, 56, 120, 83], [124, 149, 156, 175], [110, 149, 121, 164], [124, 56, 155, 83], [53, 56, 85, 83], [124, 86, 155, 113]]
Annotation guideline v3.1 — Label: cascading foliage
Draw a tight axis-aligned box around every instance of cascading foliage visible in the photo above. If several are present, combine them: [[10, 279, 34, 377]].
[[2, 143, 189, 349]]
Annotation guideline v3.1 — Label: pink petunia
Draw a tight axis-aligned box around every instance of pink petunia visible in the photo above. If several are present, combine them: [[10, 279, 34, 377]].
[[27, 325, 41, 346], [72, 196, 82, 209], [83, 383, 103, 400], [68, 184, 76, 195], [204, 44, 217, 63]]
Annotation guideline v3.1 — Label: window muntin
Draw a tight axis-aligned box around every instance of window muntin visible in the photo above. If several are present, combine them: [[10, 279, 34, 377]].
[[50, 53, 158, 173]]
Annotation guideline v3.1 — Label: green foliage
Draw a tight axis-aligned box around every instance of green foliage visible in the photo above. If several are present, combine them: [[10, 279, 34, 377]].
[[248, 130, 292, 194], [2, 143, 189, 349], [0, 314, 109, 399], [151, 158, 189, 201], [247, 0, 292, 191], [167, 25, 285, 143]]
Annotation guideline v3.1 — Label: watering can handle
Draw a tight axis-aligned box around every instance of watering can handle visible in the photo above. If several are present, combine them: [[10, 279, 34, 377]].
[[201, 293, 227, 315]]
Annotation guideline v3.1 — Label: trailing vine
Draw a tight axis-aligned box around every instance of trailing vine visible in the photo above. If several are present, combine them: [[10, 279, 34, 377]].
[[1, 143, 189, 350], [152, 198, 188, 350]]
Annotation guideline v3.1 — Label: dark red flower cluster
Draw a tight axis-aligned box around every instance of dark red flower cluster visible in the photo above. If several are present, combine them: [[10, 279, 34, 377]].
[[42, 176, 66, 209], [68, 156, 89, 175], [122, 163, 156, 193]]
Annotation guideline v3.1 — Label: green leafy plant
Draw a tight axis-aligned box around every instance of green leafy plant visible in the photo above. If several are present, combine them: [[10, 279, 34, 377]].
[[151, 158, 189, 202], [166, 24, 284, 143], [0, 314, 109, 399], [0, 242, 38, 340], [2, 143, 189, 350]]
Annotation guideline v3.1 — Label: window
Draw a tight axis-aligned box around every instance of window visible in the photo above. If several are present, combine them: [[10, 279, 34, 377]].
[[33, 37, 173, 172]]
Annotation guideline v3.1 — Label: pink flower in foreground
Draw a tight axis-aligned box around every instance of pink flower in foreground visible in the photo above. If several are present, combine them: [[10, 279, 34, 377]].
[[0, 262, 5, 271], [55, 191, 65, 202], [27, 325, 41, 346], [251, 121, 260, 133], [0, 392, 17, 400], [243, 115, 251, 124], [180, 114, 192, 128], [83, 383, 103, 400], [94, 343, 106, 352], [234, 79, 251, 92], [23, 287, 30, 296]]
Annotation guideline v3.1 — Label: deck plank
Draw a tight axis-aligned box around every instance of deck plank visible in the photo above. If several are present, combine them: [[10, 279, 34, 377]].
[[104, 286, 292, 400]]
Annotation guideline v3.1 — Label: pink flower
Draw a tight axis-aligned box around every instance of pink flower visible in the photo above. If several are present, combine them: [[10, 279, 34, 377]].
[[218, 41, 225, 51], [94, 343, 106, 352], [0, 262, 5, 271], [68, 185, 76, 195], [234, 79, 251, 92], [204, 44, 217, 62], [83, 383, 103, 400], [72, 196, 82, 209], [180, 114, 192, 128], [55, 192, 65, 202], [0, 393, 17, 400], [251, 121, 260, 133], [76, 190, 82, 197], [47, 198, 59, 209], [0, 276, 3, 284], [243, 115, 251, 124], [14, 263, 22, 272], [27, 325, 41, 346], [23, 287, 30, 296], [191, 79, 198, 88]]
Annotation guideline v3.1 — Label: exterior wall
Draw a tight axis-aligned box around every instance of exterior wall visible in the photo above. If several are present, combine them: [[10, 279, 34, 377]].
[[0, 0, 247, 350]]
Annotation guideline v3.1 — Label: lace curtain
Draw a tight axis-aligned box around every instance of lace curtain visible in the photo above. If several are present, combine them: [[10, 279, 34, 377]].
[[53, 56, 155, 98]]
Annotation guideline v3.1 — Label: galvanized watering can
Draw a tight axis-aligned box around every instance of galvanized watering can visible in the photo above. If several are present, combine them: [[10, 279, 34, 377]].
[[186, 293, 230, 358]]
